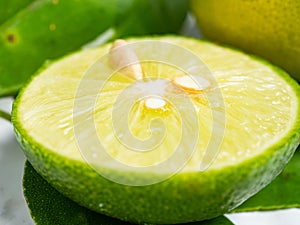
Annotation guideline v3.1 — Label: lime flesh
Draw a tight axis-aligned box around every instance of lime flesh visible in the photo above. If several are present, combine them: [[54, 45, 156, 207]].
[[12, 36, 300, 224]]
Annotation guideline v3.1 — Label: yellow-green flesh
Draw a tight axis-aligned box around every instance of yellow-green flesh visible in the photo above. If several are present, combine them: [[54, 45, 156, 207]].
[[18, 37, 297, 169]]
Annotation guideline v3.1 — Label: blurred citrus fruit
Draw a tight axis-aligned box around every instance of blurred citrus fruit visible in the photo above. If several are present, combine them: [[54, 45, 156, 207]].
[[191, 0, 300, 81]]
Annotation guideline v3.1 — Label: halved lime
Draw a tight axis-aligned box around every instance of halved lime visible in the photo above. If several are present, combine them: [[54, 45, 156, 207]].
[[12, 36, 300, 224]]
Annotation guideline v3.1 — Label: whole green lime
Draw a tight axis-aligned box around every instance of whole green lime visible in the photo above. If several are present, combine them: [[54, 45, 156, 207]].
[[191, 0, 300, 81], [12, 36, 300, 224]]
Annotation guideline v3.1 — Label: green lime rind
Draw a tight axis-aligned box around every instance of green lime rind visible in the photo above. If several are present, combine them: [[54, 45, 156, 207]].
[[23, 161, 128, 225], [12, 36, 300, 224], [22, 150, 300, 225], [0, 0, 188, 97], [23, 161, 234, 225], [234, 148, 300, 212]]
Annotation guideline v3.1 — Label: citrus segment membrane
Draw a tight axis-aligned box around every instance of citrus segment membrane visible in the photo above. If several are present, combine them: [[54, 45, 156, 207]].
[[17, 37, 298, 173]]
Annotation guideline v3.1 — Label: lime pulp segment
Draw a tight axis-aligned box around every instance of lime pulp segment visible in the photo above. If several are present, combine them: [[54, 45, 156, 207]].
[[16, 37, 299, 171]]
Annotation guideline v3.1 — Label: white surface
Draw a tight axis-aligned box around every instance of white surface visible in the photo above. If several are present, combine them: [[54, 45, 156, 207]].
[[1, 97, 300, 224], [0, 98, 34, 225]]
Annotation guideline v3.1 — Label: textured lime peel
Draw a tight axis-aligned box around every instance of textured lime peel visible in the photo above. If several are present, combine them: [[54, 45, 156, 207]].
[[23, 160, 234, 225], [12, 36, 300, 224], [234, 149, 300, 212]]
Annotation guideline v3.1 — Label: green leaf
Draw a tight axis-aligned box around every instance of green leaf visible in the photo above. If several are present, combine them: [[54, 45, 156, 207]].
[[113, 0, 188, 38], [0, 0, 188, 97], [234, 148, 300, 212], [0, 0, 118, 97], [200, 217, 233, 225], [23, 161, 233, 225], [0, 0, 34, 24], [0, 109, 11, 121]]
